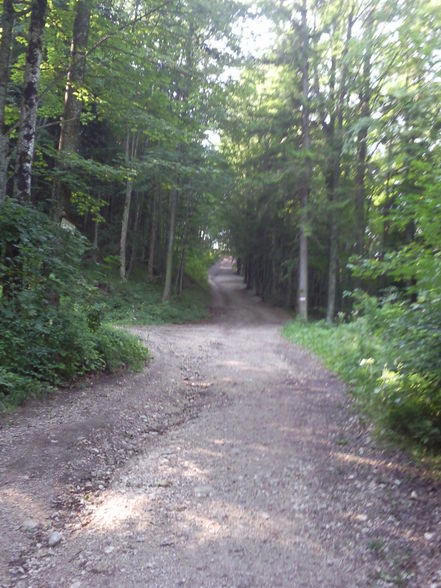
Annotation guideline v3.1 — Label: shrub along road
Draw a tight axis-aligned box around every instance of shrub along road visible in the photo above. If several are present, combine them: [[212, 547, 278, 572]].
[[0, 259, 440, 587]]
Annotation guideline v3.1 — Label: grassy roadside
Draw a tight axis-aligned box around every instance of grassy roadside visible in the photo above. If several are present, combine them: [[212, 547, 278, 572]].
[[282, 317, 441, 465], [283, 318, 383, 415], [86, 264, 210, 327]]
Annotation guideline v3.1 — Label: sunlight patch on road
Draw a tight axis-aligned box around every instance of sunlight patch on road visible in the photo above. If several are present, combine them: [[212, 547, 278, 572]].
[[331, 451, 417, 476], [178, 459, 213, 479], [87, 491, 152, 531], [177, 501, 323, 553]]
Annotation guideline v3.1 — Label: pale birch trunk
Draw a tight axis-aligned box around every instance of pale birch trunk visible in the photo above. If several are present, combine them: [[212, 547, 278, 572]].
[[13, 0, 48, 203]]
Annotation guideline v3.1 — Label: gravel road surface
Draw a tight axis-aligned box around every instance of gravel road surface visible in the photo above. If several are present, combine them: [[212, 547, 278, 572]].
[[0, 259, 440, 587]]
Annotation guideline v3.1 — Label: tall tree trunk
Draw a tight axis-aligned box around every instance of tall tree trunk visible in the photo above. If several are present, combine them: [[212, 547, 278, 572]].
[[120, 183, 133, 281], [128, 191, 142, 277], [354, 26, 372, 259], [92, 218, 99, 263], [285, 264, 293, 308], [52, 0, 90, 219], [147, 189, 157, 279], [162, 189, 178, 302], [297, 0, 310, 320], [0, 0, 14, 202], [175, 242, 186, 297], [270, 229, 277, 297], [326, 11, 353, 323], [120, 129, 138, 281], [13, 0, 48, 203]]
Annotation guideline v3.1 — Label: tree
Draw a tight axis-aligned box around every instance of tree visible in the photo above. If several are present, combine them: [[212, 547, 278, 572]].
[[297, 0, 310, 321], [324, 6, 354, 323], [13, 0, 48, 202], [0, 0, 15, 201], [52, 0, 91, 219], [120, 128, 139, 280]]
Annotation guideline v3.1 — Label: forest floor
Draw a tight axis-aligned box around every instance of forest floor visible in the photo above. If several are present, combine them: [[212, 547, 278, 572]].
[[0, 258, 440, 587]]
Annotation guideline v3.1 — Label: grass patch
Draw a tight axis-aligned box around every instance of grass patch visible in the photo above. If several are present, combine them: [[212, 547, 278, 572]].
[[283, 318, 383, 415], [86, 264, 210, 326], [283, 311, 441, 456]]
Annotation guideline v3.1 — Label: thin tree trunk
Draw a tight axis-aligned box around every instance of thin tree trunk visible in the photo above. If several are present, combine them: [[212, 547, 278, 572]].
[[354, 23, 372, 259], [0, 0, 14, 201], [147, 189, 157, 279], [52, 0, 91, 218], [13, 0, 48, 203], [120, 182, 133, 281], [326, 217, 339, 321], [162, 189, 178, 302], [175, 244, 186, 297], [297, 0, 310, 321], [285, 265, 293, 308], [128, 192, 142, 277], [326, 11, 353, 324], [92, 219, 99, 263], [175, 214, 189, 297], [120, 129, 138, 281]]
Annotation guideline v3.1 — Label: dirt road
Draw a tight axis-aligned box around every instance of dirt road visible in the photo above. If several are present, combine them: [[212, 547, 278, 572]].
[[0, 259, 440, 587]]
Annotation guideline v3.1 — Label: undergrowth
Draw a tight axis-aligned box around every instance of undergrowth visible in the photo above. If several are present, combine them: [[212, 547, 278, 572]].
[[283, 292, 441, 451], [85, 262, 210, 326], [0, 200, 148, 410], [0, 201, 212, 410]]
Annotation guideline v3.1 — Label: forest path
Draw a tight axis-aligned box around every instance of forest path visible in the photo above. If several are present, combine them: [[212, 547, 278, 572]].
[[1, 259, 440, 587]]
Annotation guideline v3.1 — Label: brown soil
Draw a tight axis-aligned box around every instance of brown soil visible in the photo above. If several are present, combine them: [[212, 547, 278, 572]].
[[0, 258, 440, 587]]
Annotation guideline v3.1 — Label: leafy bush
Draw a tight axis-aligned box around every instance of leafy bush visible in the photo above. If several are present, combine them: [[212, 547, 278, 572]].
[[185, 248, 219, 289], [0, 200, 147, 409], [283, 292, 441, 448], [361, 293, 441, 447], [94, 325, 147, 372]]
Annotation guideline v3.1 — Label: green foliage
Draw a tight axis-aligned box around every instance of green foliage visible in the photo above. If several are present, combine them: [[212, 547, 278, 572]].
[[283, 292, 441, 448], [94, 325, 148, 372], [0, 201, 147, 409], [185, 248, 219, 289]]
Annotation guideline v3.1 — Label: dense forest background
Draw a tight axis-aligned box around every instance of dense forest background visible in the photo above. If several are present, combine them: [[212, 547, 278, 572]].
[[0, 0, 440, 448]]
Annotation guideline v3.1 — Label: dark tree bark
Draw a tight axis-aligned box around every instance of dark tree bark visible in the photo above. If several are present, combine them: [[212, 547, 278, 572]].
[[175, 237, 186, 297], [92, 218, 99, 263], [162, 189, 178, 301], [52, 0, 91, 219], [128, 191, 143, 277], [0, 0, 14, 201], [147, 188, 158, 279], [13, 0, 48, 203], [326, 10, 353, 324]]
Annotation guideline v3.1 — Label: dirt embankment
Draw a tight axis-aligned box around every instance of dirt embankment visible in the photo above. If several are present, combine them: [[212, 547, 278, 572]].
[[0, 258, 440, 587]]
